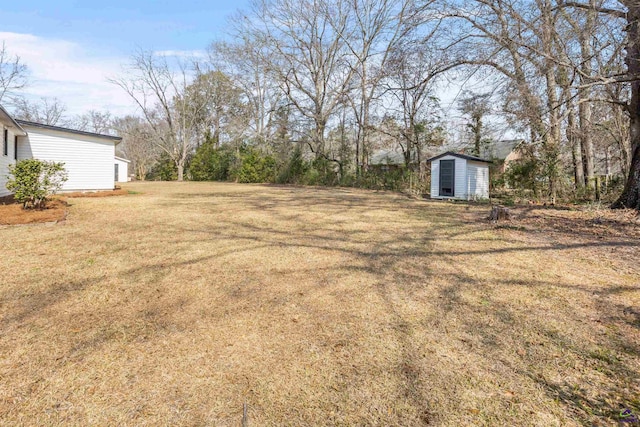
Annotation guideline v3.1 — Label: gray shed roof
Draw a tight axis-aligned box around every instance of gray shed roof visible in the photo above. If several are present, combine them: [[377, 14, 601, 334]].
[[427, 151, 492, 164]]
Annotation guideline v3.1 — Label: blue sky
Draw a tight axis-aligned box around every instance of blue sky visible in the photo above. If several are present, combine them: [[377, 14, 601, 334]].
[[0, 0, 249, 115], [2, 0, 247, 53]]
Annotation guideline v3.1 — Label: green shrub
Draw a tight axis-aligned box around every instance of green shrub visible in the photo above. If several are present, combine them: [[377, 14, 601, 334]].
[[308, 157, 339, 186], [147, 152, 178, 181], [230, 146, 277, 183], [190, 142, 234, 181], [353, 167, 418, 192], [503, 159, 544, 196], [277, 147, 308, 184], [6, 159, 68, 209]]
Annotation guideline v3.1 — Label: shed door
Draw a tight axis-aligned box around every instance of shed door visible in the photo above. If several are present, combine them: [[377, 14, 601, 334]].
[[114, 164, 119, 181], [439, 159, 455, 197]]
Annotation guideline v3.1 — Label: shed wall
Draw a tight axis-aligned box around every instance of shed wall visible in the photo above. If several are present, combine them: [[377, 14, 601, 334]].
[[466, 161, 490, 199], [115, 158, 129, 182]]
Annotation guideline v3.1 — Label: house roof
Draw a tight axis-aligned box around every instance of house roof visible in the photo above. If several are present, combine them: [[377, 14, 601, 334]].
[[480, 139, 524, 160], [427, 151, 492, 163], [370, 148, 407, 166], [115, 156, 131, 163], [16, 120, 122, 143], [0, 105, 27, 136]]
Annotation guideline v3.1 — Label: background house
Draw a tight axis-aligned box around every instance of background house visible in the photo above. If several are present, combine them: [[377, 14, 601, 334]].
[[479, 139, 525, 172], [369, 147, 408, 171]]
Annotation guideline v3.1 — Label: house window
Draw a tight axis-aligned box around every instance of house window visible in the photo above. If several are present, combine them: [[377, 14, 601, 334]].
[[3, 128, 7, 156], [14, 135, 18, 160]]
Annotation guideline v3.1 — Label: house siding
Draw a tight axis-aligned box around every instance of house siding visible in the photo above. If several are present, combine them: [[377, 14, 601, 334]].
[[0, 126, 19, 197], [430, 155, 467, 199], [466, 161, 490, 199], [18, 126, 116, 192], [114, 158, 129, 182]]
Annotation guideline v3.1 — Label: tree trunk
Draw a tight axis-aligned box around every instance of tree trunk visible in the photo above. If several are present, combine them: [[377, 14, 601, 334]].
[[474, 117, 482, 156], [315, 119, 326, 159], [542, 0, 561, 203], [616, 105, 631, 177], [137, 165, 147, 181], [488, 205, 511, 221], [613, 2, 640, 209], [568, 107, 585, 189], [177, 163, 184, 182], [579, 0, 596, 189]]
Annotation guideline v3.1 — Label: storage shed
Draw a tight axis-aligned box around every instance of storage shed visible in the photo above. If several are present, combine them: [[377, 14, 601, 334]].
[[428, 152, 491, 200], [114, 156, 131, 183]]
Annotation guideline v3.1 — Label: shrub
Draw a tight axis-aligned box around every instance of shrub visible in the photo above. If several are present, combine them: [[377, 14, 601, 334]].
[[190, 143, 234, 181], [6, 159, 68, 209], [147, 152, 178, 181], [277, 147, 308, 184], [308, 157, 339, 186], [230, 146, 277, 183], [503, 158, 544, 197]]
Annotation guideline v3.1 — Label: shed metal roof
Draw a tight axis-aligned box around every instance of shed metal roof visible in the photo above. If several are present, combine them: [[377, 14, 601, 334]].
[[427, 151, 492, 163]]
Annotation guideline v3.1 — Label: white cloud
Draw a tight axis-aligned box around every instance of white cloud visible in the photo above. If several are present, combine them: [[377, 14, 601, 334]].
[[0, 32, 137, 116], [154, 49, 207, 59]]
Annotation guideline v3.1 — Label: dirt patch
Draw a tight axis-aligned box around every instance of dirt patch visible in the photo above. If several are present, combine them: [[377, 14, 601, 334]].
[[0, 199, 68, 225], [499, 205, 640, 240], [62, 188, 130, 198]]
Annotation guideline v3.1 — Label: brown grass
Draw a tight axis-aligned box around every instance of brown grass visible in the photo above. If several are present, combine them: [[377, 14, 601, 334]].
[[0, 199, 68, 225], [0, 182, 638, 426]]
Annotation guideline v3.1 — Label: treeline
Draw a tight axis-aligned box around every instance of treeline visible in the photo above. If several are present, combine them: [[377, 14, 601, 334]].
[[110, 0, 637, 207], [148, 134, 420, 192], [2, 0, 637, 207]]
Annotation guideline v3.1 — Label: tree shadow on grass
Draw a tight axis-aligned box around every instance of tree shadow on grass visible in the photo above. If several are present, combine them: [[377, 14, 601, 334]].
[[2, 183, 639, 425]]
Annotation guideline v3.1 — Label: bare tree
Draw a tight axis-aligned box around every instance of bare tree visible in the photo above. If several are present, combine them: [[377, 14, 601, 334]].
[[331, 0, 422, 173], [12, 97, 68, 126], [559, 0, 640, 209], [209, 39, 283, 147], [445, 0, 571, 201], [112, 115, 159, 180], [110, 50, 209, 181], [458, 92, 492, 156], [0, 42, 28, 104], [382, 43, 447, 173], [182, 69, 247, 147], [245, 0, 356, 159], [72, 110, 114, 134]]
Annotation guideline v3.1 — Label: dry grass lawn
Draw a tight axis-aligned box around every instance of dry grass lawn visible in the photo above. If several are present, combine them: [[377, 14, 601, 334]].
[[0, 182, 638, 426]]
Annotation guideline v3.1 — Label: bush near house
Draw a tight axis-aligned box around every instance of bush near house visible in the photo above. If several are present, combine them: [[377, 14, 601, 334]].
[[6, 159, 68, 209]]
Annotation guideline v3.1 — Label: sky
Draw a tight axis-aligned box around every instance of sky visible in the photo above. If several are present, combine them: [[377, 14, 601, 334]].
[[0, 0, 249, 116]]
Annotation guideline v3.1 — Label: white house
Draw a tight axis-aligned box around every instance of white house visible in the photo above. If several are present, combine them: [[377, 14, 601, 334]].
[[114, 156, 131, 183], [0, 105, 122, 197], [428, 152, 491, 200], [0, 106, 28, 198]]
